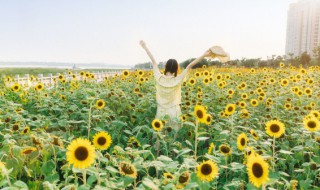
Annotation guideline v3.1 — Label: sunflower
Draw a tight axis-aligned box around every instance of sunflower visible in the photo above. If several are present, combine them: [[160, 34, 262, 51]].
[[188, 77, 196, 86], [247, 155, 269, 187], [265, 120, 285, 138], [21, 147, 37, 155], [237, 133, 248, 150], [227, 89, 234, 95], [12, 124, 20, 131], [119, 162, 137, 178], [164, 172, 174, 180], [284, 102, 292, 110], [35, 83, 44, 91], [241, 93, 248, 100], [250, 99, 258, 107], [194, 105, 207, 123], [219, 144, 232, 156], [11, 83, 21, 92], [152, 119, 163, 131], [122, 70, 130, 77], [133, 87, 140, 93], [0, 161, 5, 174], [66, 138, 96, 169], [279, 62, 285, 68], [244, 146, 257, 159], [239, 101, 246, 109], [93, 131, 112, 150], [309, 110, 320, 119], [96, 99, 105, 109], [127, 137, 141, 148], [208, 143, 215, 154], [304, 88, 312, 95], [240, 109, 250, 119], [137, 70, 144, 76], [250, 129, 259, 140], [178, 171, 190, 185], [225, 104, 236, 115], [205, 114, 212, 125], [303, 116, 320, 132], [197, 160, 219, 182], [281, 79, 289, 86], [21, 126, 30, 134]]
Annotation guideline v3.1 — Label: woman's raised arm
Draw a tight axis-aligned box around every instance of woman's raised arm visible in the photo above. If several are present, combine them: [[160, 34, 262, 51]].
[[139, 40, 159, 69], [185, 49, 212, 71]]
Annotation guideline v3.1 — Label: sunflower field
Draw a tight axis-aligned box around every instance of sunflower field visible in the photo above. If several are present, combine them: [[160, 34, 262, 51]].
[[0, 64, 319, 190]]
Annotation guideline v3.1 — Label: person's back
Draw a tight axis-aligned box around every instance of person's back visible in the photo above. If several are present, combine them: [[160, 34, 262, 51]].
[[139, 40, 228, 122]]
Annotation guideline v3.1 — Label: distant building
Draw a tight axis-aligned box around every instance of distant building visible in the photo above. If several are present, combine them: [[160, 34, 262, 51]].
[[72, 64, 81, 70], [285, 0, 320, 57]]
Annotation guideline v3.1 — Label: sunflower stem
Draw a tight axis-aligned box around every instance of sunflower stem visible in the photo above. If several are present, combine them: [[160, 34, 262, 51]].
[[272, 136, 276, 170], [3, 169, 12, 187], [194, 120, 199, 166], [82, 169, 87, 186], [87, 103, 93, 139], [225, 156, 228, 181]]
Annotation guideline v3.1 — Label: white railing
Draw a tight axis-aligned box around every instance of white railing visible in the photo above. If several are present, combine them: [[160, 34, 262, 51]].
[[3, 70, 124, 89]]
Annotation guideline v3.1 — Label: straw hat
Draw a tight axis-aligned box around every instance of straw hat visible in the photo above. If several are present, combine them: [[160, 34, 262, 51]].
[[208, 46, 230, 63]]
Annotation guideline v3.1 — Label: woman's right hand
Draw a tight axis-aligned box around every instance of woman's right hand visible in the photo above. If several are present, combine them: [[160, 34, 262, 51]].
[[140, 40, 146, 49]]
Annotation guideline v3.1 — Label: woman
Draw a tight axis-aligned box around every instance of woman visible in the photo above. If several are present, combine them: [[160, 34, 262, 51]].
[[140, 40, 228, 130]]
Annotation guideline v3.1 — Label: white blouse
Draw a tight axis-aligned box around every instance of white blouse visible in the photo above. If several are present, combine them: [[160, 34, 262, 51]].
[[153, 66, 190, 109]]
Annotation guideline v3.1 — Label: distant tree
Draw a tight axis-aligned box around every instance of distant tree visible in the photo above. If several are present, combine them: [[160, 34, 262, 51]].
[[300, 52, 311, 67], [134, 62, 152, 69], [312, 46, 320, 65], [180, 58, 211, 69]]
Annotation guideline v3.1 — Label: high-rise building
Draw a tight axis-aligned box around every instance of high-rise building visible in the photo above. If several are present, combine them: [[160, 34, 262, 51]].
[[285, 0, 320, 57]]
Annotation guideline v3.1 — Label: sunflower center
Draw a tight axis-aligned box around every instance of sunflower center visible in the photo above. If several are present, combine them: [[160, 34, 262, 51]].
[[207, 116, 211, 122], [307, 121, 316, 128], [240, 138, 246, 146], [14, 86, 18, 90], [179, 173, 189, 183], [166, 174, 173, 179], [154, 122, 161, 128], [201, 164, 212, 175], [74, 146, 89, 161], [97, 137, 107, 145], [270, 124, 280, 133], [23, 128, 28, 133], [227, 106, 233, 112], [221, 146, 230, 153], [252, 163, 263, 178], [121, 163, 134, 174], [98, 102, 103, 107], [196, 110, 204, 119], [12, 125, 19, 131]]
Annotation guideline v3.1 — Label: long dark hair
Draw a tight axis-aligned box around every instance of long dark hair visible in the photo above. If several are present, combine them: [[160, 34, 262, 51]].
[[164, 59, 178, 77]]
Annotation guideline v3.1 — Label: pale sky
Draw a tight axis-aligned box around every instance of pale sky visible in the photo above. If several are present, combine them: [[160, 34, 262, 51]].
[[0, 0, 297, 66]]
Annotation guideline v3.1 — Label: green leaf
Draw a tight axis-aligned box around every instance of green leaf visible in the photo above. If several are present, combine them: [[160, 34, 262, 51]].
[[197, 137, 209, 141], [176, 148, 192, 158], [13, 180, 28, 189], [157, 155, 173, 162], [279, 150, 293, 155], [230, 162, 245, 171], [105, 166, 118, 173], [292, 145, 304, 151], [142, 178, 159, 190]]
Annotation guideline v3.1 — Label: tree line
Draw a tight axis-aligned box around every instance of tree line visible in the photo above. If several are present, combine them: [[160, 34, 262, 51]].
[[134, 46, 320, 69]]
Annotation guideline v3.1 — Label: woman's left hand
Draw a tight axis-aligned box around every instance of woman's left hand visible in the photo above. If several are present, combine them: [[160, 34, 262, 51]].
[[203, 49, 212, 57]]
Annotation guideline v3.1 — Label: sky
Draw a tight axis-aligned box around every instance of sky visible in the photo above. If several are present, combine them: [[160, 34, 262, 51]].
[[0, 0, 297, 66]]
